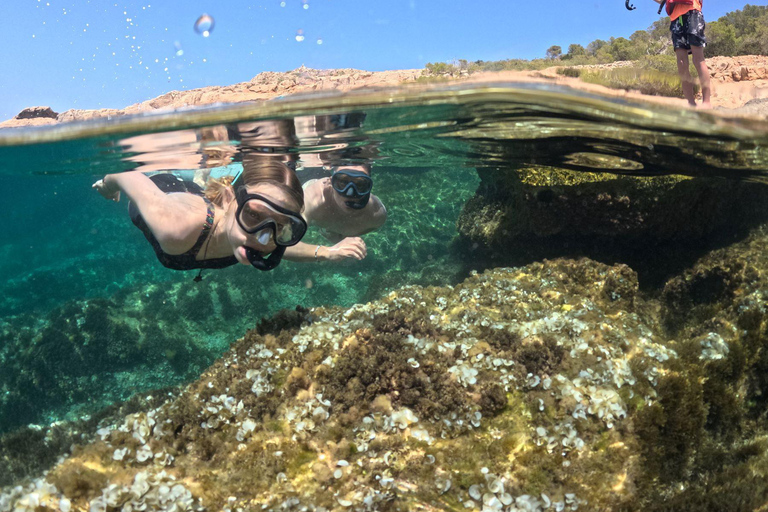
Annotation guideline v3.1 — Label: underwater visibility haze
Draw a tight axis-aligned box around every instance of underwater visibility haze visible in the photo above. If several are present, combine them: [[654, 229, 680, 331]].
[[2, 80, 768, 511]]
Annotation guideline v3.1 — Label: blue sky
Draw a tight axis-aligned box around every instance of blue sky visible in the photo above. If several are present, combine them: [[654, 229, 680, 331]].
[[0, 0, 756, 121]]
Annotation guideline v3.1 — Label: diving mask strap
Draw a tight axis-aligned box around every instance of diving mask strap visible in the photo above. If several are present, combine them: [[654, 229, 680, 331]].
[[245, 245, 286, 271]]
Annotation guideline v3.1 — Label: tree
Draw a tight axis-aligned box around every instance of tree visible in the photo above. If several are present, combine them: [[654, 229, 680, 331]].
[[648, 18, 670, 40], [608, 37, 640, 61], [546, 45, 562, 60], [722, 4, 767, 35], [567, 44, 587, 58], [587, 39, 608, 56], [706, 21, 738, 57]]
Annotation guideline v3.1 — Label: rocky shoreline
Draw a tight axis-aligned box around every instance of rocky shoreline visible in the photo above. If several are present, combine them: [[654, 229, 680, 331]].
[[0, 67, 422, 129], [3, 55, 768, 130]]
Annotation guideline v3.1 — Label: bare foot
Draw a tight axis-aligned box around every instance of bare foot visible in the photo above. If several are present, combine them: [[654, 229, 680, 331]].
[[699, 101, 713, 109]]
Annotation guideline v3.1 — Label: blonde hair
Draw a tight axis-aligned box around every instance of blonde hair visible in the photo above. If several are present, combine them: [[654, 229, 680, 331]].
[[205, 159, 304, 210]]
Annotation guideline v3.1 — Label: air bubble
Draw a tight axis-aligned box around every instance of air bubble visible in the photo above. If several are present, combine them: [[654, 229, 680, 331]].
[[280, 1, 286, 5], [295, 29, 305, 42], [174, 41, 184, 56], [302, 0, 309, 8], [194, 13, 214, 37], [316, 38, 323, 45]]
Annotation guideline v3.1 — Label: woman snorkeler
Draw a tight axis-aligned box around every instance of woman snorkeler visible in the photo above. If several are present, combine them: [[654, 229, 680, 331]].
[[92, 159, 307, 276]]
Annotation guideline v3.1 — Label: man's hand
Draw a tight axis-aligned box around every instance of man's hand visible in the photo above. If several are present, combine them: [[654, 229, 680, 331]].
[[92, 176, 121, 202], [326, 237, 367, 261]]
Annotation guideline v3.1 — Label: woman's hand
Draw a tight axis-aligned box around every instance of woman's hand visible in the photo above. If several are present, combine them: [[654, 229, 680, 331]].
[[325, 237, 367, 261], [92, 176, 121, 202]]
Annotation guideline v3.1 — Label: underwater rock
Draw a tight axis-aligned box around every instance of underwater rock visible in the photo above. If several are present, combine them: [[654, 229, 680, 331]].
[[0, 285, 229, 433], [456, 166, 768, 283], [5, 256, 768, 510], [0, 391, 176, 487]]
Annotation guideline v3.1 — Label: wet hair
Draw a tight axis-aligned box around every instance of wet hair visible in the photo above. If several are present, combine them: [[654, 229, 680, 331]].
[[205, 159, 304, 211]]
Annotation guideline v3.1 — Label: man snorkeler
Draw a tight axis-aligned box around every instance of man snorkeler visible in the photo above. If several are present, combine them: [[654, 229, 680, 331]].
[[282, 165, 387, 262]]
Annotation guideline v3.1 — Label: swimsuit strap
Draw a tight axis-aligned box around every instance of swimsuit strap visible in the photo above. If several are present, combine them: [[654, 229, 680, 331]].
[[188, 197, 216, 258]]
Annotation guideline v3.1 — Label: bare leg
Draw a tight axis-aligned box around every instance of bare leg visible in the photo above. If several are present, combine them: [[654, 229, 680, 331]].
[[690, 45, 712, 108], [675, 48, 696, 107]]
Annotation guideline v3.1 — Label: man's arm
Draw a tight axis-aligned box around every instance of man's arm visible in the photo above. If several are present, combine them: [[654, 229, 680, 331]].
[[282, 242, 329, 262]]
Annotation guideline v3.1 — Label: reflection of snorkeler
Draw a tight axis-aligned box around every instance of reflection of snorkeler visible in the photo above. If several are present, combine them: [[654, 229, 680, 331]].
[[92, 160, 306, 277], [119, 125, 236, 176], [283, 164, 387, 262]]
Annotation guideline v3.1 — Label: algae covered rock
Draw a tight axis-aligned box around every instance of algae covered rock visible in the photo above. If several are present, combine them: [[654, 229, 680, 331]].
[[3, 253, 768, 511], [456, 166, 768, 273], [0, 285, 228, 433]]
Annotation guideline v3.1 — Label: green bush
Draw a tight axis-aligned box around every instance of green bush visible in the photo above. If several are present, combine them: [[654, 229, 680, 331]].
[[637, 54, 679, 74], [424, 62, 456, 76], [557, 67, 583, 78], [579, 67, 700, 98]]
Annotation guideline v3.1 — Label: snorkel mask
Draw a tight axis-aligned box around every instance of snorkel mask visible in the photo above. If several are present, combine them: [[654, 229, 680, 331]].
[[234, 186, 307, 271], [331, 169, 373, 210]]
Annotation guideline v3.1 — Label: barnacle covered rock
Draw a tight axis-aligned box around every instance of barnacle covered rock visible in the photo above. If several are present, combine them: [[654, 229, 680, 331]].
[[3, 253, 768, 511]]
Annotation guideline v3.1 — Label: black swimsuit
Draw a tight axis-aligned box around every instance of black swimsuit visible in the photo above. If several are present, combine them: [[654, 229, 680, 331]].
[[129, 174, 238, 270]]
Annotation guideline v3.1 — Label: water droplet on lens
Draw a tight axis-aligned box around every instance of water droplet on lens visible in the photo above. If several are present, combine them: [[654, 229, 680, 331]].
[[194, 13, 214, 37], [295, 29, 304, 42]]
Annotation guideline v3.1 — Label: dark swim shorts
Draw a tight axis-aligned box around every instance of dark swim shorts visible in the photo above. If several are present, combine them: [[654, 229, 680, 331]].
[[670, 10, 706, 52]]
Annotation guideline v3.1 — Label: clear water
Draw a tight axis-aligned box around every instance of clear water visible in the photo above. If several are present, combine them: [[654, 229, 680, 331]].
[[2, 82, 768, 507]]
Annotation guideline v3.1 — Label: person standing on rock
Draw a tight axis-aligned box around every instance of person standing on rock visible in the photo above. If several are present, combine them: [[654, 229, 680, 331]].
[[656, 0, 712, 108]]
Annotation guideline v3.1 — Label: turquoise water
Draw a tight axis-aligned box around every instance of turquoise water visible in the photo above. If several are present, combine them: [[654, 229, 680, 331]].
[[2, 83, 768, 500]]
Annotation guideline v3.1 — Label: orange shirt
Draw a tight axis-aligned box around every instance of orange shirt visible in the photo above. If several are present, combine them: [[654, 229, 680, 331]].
[[670, 0, 703, 21]]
